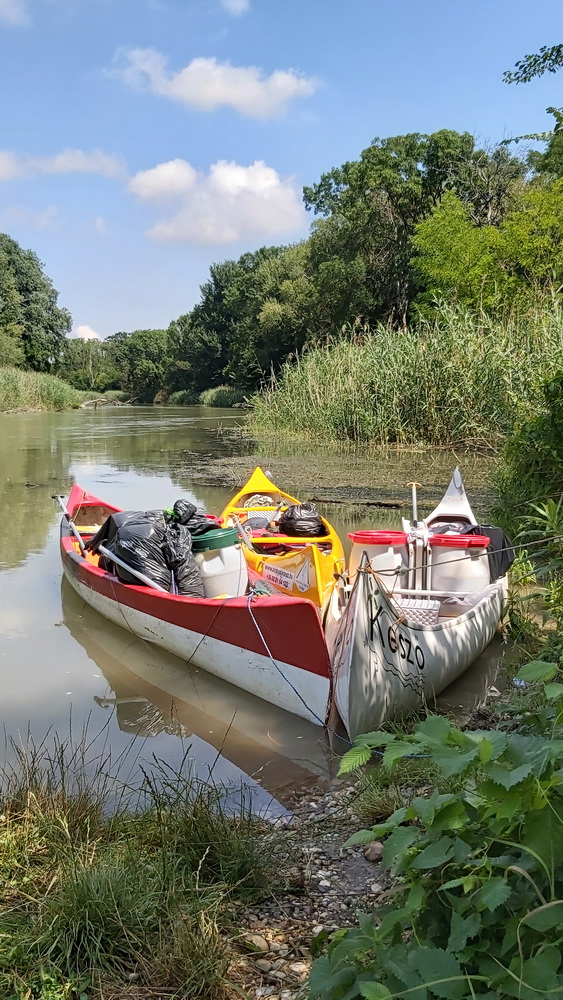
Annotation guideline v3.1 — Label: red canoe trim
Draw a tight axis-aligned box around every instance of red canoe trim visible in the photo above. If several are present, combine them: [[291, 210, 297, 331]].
[[430, 534, 490, 549]]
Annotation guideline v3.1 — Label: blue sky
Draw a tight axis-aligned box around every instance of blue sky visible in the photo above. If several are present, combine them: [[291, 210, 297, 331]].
[[1, 0, 562, 339]]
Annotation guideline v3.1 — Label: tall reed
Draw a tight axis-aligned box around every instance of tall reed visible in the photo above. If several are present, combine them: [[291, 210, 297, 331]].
[[199, 385, 246, 407], [0, 366, 83, 412], [252, 302, 563, 446]]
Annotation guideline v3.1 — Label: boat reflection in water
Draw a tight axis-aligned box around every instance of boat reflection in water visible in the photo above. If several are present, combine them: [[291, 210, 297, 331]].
[[61, 580, 338, 809]]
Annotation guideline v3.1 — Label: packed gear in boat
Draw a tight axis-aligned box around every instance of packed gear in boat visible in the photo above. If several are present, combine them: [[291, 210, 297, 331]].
[[278, 502, 328, 538], [86, 505, 209, 596], [56, 485, 332, 726], [220, 467, 344, 609]]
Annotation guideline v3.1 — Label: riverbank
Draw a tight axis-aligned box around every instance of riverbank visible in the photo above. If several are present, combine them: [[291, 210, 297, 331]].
[[251, 304, 563, 446], [0, 730, 377, 1000], [2, 670, 541, 1000], [0, 367, 83, 412]]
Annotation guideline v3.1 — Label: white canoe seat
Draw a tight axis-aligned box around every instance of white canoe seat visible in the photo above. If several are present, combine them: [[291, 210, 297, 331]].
[[392, 597, 440, 626]]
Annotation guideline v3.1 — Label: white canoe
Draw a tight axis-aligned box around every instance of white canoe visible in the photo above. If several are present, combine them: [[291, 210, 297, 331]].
[[327, 469, 506, 738]]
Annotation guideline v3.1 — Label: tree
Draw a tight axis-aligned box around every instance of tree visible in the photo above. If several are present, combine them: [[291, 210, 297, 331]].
[[0, 246, 24, 367], [504, 43, 563, 142], [0, 234, 71, 371], [303, 131, 524, 325], [412, 192, 499, 310], [104, 328, 169, 403], [413, 180, 563, 311], [167, 259, 242, 396], [56, 337, 116, 392], [528, 131, 563, 178]]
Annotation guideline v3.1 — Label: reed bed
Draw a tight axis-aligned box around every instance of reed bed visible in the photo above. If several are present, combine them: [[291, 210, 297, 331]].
[[199, 386, 246, 408], [167, 389, 199, 405], [0, 366, 83, 412], [0, 732, 290, 999], [252, 303, 563, 446]]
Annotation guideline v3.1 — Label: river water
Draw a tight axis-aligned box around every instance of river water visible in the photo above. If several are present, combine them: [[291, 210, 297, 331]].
[[0, 406, 506, 811]]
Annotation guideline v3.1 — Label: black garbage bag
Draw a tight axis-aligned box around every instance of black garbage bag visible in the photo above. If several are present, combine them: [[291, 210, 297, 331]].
[[278, 502, 328, 538], [87, 509, 205, 594], [166, 499, 217, 536], [86, 510, 163, 554], [163, 522, 204, 597], [102, 512, 172, 589]]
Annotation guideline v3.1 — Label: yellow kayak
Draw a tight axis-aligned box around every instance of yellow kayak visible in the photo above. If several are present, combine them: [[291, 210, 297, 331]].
[[220, 467, 345, 610]]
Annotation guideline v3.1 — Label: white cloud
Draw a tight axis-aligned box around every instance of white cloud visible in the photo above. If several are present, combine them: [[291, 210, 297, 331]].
[[114, 48, 317, 119], [0, 148, 124, 180], [128, 158, 196, 201], [92, 215, 107, 234], [71, 325, 101, 340], [219, 0, 249, 15], [0, 0, 28, 25], [0, 204, 58, 229], [0, 152, 20, 180], [128, 157, 304, 244], [33, 149, 125, 178]]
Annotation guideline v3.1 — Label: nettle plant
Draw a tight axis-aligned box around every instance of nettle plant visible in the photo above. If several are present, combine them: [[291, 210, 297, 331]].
[[309, 661, 563, 1000]]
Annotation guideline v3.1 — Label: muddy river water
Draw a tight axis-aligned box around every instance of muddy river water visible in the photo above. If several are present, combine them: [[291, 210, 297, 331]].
[[0, 406, 507, 811]]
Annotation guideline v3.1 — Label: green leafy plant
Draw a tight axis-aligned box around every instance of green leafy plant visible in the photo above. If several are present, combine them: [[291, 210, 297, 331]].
[[310, 677, 563, 999], [517, 496, 563, 633]]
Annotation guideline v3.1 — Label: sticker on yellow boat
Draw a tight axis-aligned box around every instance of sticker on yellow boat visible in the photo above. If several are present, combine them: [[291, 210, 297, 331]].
[[295, 558, 312, 593], [262, 563, 297, 591], [261, 555, 312, 595]]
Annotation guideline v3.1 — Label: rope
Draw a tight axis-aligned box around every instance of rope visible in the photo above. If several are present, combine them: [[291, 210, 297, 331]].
[[246, 591, 329, 730], [245, 590, 430, 757]]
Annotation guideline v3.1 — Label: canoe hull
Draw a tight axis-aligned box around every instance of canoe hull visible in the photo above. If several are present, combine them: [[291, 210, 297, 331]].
[[330, 569, 504, 739], [60, 486, 331, 727]]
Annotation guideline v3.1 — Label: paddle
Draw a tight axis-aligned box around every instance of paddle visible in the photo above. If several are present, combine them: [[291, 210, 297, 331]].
[[52, 494, 168, 592], [52, 494, 87, 555], [407, 481, 421, 527], [231, 514, 257, 552]]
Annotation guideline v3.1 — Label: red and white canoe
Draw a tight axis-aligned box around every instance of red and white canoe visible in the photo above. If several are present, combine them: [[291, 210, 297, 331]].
[[60, 485, 331, 726]]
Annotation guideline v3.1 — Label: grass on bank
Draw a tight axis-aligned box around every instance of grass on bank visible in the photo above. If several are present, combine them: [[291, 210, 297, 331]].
[[0, 367, 83, 412], [0, 735, 290, 999], [199, 386, 246, 408], [167, 387, 246, 407], [252, 302, 563, 446]]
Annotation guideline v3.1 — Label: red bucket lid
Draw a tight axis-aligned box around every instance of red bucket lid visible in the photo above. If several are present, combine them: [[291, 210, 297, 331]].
[[430, 534, 490, 548], [348, 530, 408, 545]]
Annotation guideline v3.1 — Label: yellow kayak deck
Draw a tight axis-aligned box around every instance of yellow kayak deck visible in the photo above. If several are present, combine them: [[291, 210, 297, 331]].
[[220, 467, 344, 609]]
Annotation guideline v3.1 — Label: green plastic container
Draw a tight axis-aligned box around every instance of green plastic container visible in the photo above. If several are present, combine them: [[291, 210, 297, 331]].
[[191, 527, 239, 553]]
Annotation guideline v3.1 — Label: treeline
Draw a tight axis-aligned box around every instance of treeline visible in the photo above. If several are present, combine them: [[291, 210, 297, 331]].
[[50, 128, 563, 403], [3, 127, 563, 407]]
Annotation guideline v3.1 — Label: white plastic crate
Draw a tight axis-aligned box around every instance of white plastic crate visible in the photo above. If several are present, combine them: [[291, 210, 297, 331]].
[[393, 597, 440, 626]]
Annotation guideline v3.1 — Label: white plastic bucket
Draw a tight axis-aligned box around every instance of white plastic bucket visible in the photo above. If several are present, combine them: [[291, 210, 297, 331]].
[[348, 530, 408, 581], [192, 528, 248, 598], [429, 534, 490, 595]]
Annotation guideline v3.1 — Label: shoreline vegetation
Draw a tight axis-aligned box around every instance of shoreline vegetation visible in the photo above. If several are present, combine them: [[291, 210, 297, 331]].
[[251, 303, 563, 447], [0, 735, 297, 1000], [0, 367, 84, 413], [0, 368, 249, 413]]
